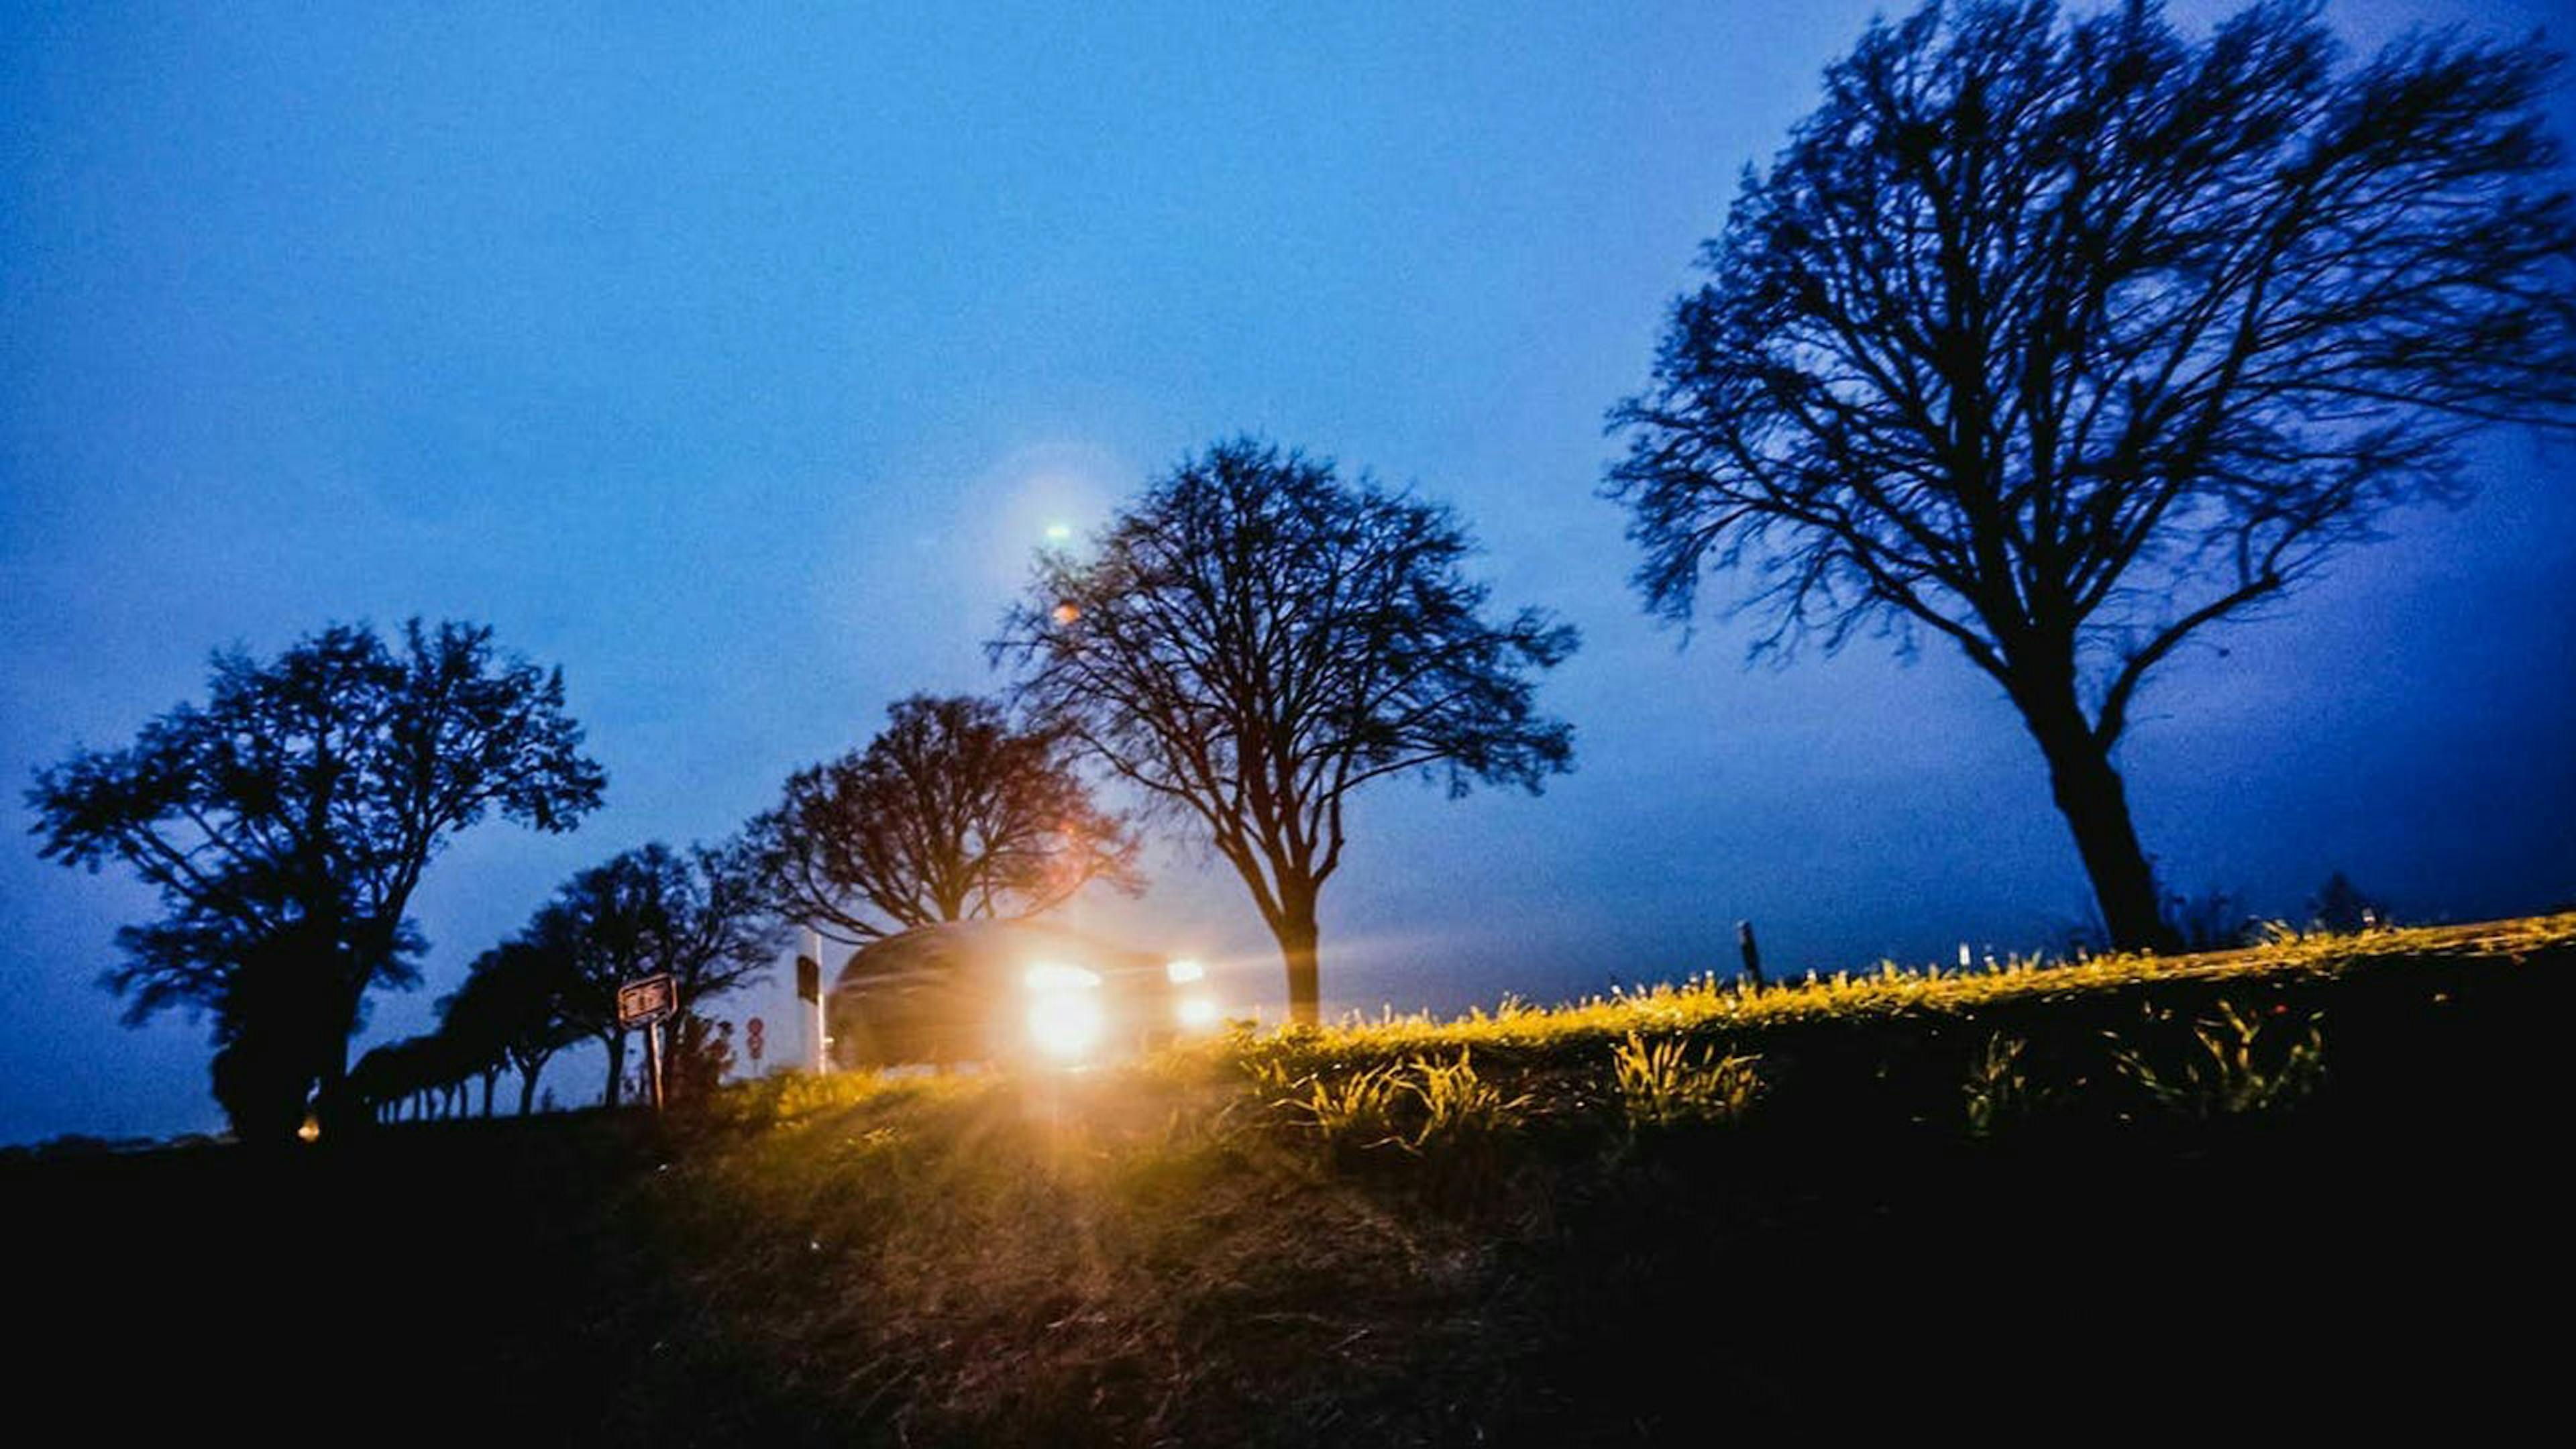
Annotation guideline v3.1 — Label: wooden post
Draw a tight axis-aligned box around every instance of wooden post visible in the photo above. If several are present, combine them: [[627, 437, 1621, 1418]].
[[1737, 920, 1765, 989], [643, 1018, 665, 1112]]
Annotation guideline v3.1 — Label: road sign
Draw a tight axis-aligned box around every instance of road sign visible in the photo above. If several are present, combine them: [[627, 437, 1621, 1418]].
[[745, 1016, 765, 1064], [617, 973, 677, 1028]]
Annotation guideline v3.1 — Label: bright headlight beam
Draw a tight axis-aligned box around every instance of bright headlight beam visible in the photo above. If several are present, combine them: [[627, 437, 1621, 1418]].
[[1024, 961, 1106, 1061], [1175, 996, 1220, 1030], [1028, 991, 1106, 1059], [1163, 959, 1205, 984]]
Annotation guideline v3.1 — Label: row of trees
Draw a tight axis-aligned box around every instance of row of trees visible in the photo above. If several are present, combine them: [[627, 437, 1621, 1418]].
[[337, 842, 773, 1126], [30, 622, 608, 1145], [28, 435, 1584, 1145], [18, 616, 800, 1140], [32, 0, 2573, 1143], [357, 696, 1155, 1126]]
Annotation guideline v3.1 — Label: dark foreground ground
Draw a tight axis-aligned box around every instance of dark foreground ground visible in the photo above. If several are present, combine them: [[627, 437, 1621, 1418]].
[[13, 926, 2573, 1446]]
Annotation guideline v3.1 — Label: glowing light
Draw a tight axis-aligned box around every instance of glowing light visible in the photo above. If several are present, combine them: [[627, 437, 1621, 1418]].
[[1028, 989, 1106, 1058], [1045, 523, 1073, 542], [1175, 995, 1220, 1030], [297, 1114, 321, 1144], [1163, 959, 1205, 984], [1051, 602, 1081, 626]]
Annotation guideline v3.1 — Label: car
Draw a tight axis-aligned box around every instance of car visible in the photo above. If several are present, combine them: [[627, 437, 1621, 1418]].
[[826, 918, 1223, 1070]]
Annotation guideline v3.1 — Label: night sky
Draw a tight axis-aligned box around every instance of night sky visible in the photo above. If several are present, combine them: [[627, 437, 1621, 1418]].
[[4, 0, 2569, 1146]]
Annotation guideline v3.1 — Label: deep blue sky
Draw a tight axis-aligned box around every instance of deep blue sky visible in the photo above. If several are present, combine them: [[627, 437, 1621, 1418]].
[[4, 1, 2569, 1144]]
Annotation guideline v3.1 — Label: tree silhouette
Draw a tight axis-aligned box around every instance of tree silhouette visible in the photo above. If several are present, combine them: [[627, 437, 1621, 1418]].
[[535, 841, 780, 1107], [1607, 1, 2575, 951], [997, 437, 1577, 1024], [749, 693, 1138, 946], [28, 619, 605, 1142], [2307, 869, 2389, 933], [347, 1032, 476, 1124], [439, 939, 582, 1116], [661, 1014, 735, 1106]]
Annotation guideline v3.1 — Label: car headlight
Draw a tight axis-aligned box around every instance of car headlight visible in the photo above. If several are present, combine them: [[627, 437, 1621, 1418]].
[[1175, 995, 1220, 1030], [1028, 989, 1106, 1059], [1023, 961, 1106, 1060]]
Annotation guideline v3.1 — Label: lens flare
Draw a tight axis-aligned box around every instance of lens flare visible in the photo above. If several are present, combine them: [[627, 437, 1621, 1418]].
[[1024, 961, 1106, 1059], [1029, 991, 1106, 1058]]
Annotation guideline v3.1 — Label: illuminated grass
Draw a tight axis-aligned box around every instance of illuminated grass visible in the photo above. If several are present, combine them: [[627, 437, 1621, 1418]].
[[1222, 914, 2576, 1079], [1277, 1057, 1409, 1150], [2108, 999, 2328, 1118], [1608, 1031, 1760, 1132], [713, 914, 2576, 1150], [1961, 1032, 2040, 1137]]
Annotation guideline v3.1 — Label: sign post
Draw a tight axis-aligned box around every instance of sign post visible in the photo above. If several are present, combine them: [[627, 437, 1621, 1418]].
[[745, 1016, 764, 1068], [798, 926, 829, 1075], [616, 972, 678, 1112]]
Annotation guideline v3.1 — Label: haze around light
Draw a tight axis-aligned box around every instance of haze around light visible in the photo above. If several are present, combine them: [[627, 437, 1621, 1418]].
[[3, 0, 2569, 1144]]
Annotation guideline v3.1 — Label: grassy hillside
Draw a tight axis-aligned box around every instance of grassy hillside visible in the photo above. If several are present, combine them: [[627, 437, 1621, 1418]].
[[18, 915, 2575, 1444]]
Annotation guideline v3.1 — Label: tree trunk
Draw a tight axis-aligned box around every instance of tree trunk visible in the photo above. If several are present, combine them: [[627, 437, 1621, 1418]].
[[1276, 886, 1322, 1028], [601, 1030, 627, 1108], [320, 963, 367, 1092], [517, 1062, 543, 1116], [2017, 689, 2178, 954]]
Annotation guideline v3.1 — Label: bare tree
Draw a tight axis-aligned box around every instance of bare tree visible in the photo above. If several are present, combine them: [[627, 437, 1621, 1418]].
[[996, 437, 1576, 1024], [749, 694, 1138, 946], [1607, 0, 2576, 951]]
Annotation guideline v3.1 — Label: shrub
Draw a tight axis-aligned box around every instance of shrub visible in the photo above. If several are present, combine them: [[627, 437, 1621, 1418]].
[[2108, 1000, 2326, 1118], [1609, 1032, 1761, 1132], [1280, 1061, 1409, 1152], [1278, 1050, 1533, 1155]]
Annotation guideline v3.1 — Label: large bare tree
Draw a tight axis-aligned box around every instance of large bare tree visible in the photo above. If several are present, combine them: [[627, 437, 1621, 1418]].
[[1607, 0, 2576, 951], [996, 437, 1577, 1024], [749, 693, 1138, 946]]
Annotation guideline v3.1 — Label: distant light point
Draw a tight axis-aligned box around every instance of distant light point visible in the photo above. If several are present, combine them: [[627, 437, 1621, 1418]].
[[1045, 523, 1073, 542]]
